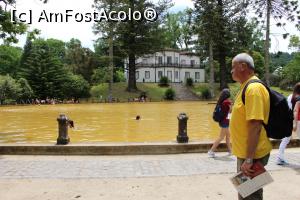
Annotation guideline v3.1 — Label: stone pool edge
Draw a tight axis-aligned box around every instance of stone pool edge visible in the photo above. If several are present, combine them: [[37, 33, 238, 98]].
[[0, 139, 299, 155]]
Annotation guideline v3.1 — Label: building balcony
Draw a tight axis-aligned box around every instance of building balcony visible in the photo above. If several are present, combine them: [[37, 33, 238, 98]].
[[126, 63, 203, 69]]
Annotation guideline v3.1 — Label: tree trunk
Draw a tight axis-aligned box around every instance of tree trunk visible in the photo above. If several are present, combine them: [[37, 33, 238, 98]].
[[126, 0, 137, 92], [108, 28, 113, 102], [264, 0, 271, 86], [107, 2, 114, 102], [127, 52, 137, 92], [209, 39, 215, 98], [217, 0, 228, 89]]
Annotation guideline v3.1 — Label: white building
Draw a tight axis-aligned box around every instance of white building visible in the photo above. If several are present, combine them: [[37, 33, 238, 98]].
[[124, 49, 205, 83]]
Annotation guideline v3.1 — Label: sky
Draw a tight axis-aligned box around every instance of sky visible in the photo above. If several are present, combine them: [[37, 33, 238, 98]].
[[9, 0, 300, 53]]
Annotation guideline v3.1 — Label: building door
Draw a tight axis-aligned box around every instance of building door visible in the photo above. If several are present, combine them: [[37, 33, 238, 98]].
[[185, 72, 190, 81], [167, 71, 172, 82], [175, 71, 179, 80], [158, 71, 163, 80]]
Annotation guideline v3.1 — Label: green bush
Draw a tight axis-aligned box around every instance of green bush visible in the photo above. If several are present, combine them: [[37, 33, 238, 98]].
[[201, 87, 211, 99], [186, 77, 194, 87], [159, 76, 169, 87], [62, 74, 90, 100], [0, 75, 19, 104], [269, 74, 282, 87], [164, 88, 175, 100], [279, 79, 294, 90], [90, 84, 107, 99]]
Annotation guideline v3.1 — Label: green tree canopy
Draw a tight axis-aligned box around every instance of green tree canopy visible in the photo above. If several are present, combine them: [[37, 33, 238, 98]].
[[288, 35, 300, 52], [282, 53, 300, 84], [0, 0, 27, 44], [61, 74, 90, 100], [65, 38, 98, 83], [0, 45, 22, 77]]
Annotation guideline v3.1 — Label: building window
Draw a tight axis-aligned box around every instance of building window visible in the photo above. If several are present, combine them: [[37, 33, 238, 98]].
[[167, 71, 172, 81], [145, 71, 150, 79], [158, 56, 163, 64], [167, 56, 172, 65], [195, 72, 200, 79], [191, 60, 195, 67], [175, 57, 178, 64], [175, 71, 179, 79], [185, 72, 190, 79], [136, 71, 139, 80], [158, 71, 163, 79], [142, 58, 147, 64], [181, 59, 186, 65]]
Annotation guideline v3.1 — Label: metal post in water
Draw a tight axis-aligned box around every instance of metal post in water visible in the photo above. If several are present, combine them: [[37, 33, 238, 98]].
[[177, 113, 189, 143], [57, 114, 70, 145]]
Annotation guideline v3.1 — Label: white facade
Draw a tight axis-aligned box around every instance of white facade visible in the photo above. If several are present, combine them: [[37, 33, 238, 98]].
[[125, 49, 205, 83]]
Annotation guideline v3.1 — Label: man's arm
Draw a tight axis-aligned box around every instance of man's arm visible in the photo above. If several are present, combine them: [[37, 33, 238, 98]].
[[240, 119, 263, 176]]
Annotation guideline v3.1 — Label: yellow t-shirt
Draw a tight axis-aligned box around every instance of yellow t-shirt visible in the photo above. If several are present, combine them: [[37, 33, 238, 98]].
[[230, 76, 272, 159]]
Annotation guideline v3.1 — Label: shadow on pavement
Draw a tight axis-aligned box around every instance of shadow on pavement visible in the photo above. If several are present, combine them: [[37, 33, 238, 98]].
[[213, 156, 235, 162]]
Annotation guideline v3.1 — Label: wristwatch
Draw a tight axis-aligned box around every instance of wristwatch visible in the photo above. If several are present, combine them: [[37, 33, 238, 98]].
[[245, 158, 253, 164]]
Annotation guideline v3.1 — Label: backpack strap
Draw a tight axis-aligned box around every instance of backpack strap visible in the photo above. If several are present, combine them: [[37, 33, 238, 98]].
[[241, 79, 269, 130], [241, 79, 269, 105]]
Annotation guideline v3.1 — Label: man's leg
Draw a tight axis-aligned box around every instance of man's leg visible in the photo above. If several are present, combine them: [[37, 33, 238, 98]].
[[237, 154, 270, 200]]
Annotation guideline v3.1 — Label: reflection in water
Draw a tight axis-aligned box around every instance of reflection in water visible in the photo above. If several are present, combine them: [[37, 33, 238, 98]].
[[0, 102, 219, 143]]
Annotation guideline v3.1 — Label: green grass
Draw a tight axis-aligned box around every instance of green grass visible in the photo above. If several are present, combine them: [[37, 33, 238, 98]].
[[88, 82, 292, 103], [89, 82, 169, 102], [270, 87, 292, 97], [192, 82, 292, 100]]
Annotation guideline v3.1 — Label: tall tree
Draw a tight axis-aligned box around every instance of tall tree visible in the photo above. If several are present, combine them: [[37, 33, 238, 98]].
[[93, 0, 120, 100], [93, 0, 172, 92], [193, 0, 247, 90], [19, 39, 68, 99], [251, 0, 300, 85], [193, 0, 219, 96]]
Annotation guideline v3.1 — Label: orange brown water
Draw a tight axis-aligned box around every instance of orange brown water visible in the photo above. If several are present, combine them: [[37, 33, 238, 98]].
[[0, 102, 220, 143]]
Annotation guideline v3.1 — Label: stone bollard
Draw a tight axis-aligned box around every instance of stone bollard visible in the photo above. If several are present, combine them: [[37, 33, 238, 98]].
[[177, 113, 189, 143], [57, 114, 71, 145]]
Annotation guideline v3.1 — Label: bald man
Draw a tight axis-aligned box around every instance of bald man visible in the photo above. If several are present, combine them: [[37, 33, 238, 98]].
[[230, 53, 272, 200]]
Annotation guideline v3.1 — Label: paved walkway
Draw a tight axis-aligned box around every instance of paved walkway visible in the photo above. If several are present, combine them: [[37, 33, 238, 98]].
[[0, 148, 300, 199], [1, 149, 300, 179]]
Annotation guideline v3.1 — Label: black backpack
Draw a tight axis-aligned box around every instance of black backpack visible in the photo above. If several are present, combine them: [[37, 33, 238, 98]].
[[242, 79, 293, 139], [213, 104, 226, 123]]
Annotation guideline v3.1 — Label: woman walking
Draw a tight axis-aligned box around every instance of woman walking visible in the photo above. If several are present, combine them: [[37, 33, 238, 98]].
[[208, 88, 232, 158], [277, 82, 300, 165]]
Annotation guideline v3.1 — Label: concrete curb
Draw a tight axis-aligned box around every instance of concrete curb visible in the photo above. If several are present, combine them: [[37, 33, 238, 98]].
[[0, 139, 299, 155]]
